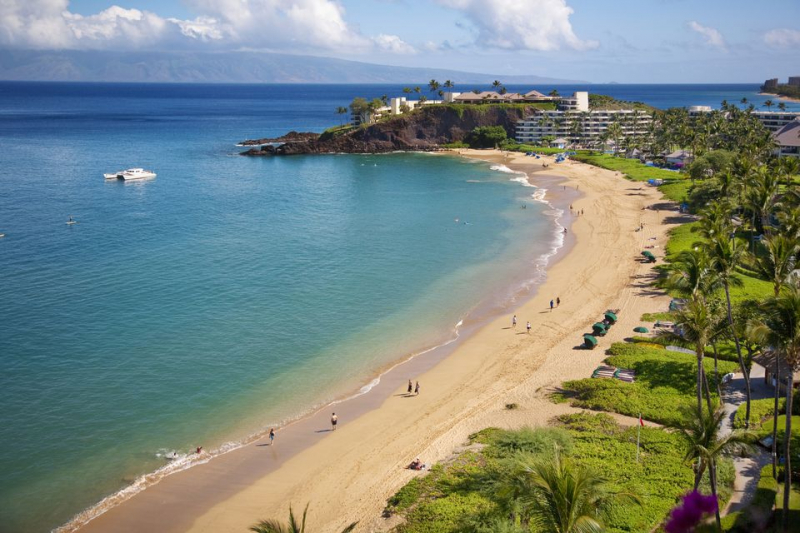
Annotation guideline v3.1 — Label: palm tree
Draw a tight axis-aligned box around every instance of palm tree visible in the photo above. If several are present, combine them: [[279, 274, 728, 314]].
[[250, 504, 357, 533], [740, 97, 749, 106], [428, 79, 440, 98], [677, 405, 752, 530], [443, 80, 454, 90], [707, 223, 752, 429], [667, 298, 723, 415], [763, 99, 775, 112], [749, 283, 800, 531], [492, 80, 502, 91], [754, 234, 799, 296], [519, 450, 639, 532], [335, 106, 348, 125], [778, 102, 787, 112], [402, 87, 411, 95], [667, 249, 721, 302]]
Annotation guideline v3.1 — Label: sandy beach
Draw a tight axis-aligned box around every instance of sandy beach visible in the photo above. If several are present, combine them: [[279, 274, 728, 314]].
[[77, 150, 680, 533]]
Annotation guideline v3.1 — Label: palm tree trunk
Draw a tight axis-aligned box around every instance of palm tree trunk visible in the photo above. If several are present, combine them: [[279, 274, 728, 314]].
[[710, 461, 722, 531], [702, 364, 714, 415], [712, 342, 722, 398], [696, 352, 704, 415], [725, 284, 752, 428], [773, 362, 781, 479], [783, 370, 794, 532]]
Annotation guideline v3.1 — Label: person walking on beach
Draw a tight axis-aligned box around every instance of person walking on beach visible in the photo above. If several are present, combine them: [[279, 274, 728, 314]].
[[408, 379, 413, 394], [269, 428, 275, 445], [414, 381, 420, 395], [512, 314, 517, 329], [331, 413, 338, 431], [550, 299, 554, 311], [526, 321, 531, 334], [556, 297, 561, 307]]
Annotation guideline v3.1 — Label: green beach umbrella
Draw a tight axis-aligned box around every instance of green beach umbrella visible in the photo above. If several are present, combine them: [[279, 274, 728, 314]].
[[583, 334, 598, 349], [633, 326, 649, 333]]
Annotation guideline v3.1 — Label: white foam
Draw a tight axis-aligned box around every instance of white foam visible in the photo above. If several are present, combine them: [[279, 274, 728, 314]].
[[489, 164, 516, 174]]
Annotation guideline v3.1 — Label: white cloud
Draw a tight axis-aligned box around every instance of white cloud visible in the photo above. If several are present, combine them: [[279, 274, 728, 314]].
[[764, 28, 800, 48], [688, 21, 726, 49], [436, 0, 597, 51], [373, 34, 416, 54], [0, 0, 410, 54]]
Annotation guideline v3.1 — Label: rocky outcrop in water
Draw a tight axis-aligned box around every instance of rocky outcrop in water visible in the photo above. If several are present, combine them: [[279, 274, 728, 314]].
[[239, 105, 541, 156]]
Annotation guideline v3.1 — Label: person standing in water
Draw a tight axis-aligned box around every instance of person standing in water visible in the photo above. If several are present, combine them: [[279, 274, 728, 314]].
[[331, 413, 338, 431], [269, 428, 275, 445]]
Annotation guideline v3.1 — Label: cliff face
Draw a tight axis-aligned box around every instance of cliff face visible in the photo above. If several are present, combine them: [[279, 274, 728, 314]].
[[241, 105, 537, 156]]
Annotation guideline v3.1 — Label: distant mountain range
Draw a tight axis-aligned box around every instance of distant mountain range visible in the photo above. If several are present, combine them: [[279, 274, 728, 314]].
[[0, 50, 587, 85]]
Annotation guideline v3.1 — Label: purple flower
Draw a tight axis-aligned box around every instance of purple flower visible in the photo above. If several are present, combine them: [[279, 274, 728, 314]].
[[665, 491, 718, 533]]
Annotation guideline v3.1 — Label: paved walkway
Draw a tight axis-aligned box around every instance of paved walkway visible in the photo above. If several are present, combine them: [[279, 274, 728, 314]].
[[721, 362, 773, 517]]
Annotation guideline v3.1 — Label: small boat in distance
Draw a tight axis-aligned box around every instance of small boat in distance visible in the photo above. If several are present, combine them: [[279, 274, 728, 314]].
[[66, 216, 77, 225], [104, 168, 157, 180]]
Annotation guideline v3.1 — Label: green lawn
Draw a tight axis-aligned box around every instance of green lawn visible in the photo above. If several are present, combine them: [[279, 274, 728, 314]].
[[663, 223, 774, 302], [385, 413, 733, 533], [558, 343, 739, 426], [570, 152, 691, 203]]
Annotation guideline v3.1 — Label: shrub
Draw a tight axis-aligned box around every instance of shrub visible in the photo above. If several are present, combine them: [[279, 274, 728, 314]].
[[465, 126, 507, 148], [484, 426, 573, 458]]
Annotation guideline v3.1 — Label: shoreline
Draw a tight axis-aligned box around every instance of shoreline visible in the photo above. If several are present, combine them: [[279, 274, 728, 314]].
[[75, 151, 672, 533], [63, 151, 572, 533], [757, 91, 800, 103]]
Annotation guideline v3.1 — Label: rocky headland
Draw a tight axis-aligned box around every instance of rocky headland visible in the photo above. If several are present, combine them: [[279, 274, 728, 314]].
[[239, 105, 541, 156]]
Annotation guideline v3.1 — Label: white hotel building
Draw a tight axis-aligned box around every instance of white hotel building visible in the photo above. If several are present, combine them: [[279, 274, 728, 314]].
[[515, 92, 652, 146]]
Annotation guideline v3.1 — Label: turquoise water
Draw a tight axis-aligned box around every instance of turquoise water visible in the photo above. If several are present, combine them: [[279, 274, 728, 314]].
[[0, 84, 561, 532]]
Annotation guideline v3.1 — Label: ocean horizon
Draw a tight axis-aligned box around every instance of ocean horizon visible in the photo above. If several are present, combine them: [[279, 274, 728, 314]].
[[0, 81, 796, 532]]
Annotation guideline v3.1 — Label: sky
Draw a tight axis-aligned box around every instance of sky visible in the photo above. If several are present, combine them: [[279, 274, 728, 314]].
[[1, 0, 799, 83]]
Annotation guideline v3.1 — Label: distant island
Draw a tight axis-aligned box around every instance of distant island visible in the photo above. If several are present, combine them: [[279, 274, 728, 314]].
[[760, 76, 800, 102], [0, 49, 587, 85]]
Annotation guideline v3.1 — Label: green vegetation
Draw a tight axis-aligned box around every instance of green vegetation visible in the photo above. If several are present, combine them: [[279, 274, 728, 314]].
[[386, 413, 733, 533], [570, 152, 679, 182], [319, 124, 355, 141], [558, 343, 738, 426], [501, 142, 565, 155], [588, 93, 655, 111], [734, 397, 784, 430], [465, 126, 507, 149], [640, 311, 675, 322]]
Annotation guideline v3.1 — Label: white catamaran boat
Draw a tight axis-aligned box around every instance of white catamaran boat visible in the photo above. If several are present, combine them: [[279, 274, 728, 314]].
[[104, 168, 157, 180]]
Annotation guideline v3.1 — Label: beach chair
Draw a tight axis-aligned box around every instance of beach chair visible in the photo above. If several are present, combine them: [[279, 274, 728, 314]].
[[614, 368, 636, 383], [583, 334, 598, 350], [633, 326, 649, 333], [592, 365, 616, 378]]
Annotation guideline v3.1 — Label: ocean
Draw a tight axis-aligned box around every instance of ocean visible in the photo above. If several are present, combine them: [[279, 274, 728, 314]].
[[0, 82, 794, 532]]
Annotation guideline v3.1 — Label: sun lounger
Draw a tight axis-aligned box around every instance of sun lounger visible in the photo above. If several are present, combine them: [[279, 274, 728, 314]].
[[614, 368, 636, 383], [592, 365, 616, 378]]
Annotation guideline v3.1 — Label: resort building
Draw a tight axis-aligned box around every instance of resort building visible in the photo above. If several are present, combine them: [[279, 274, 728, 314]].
[[688, 106, 799, 133], [789, 76, 800, 87], [515, 93, 652, 147], [755, 111, 800, 132], [665, 150, 693, 167], [450, 90, 557, 104], [774, 118, 800, 158]]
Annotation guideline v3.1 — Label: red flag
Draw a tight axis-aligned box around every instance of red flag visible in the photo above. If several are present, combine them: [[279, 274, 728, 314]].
[[639, 415, 644, 427]]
